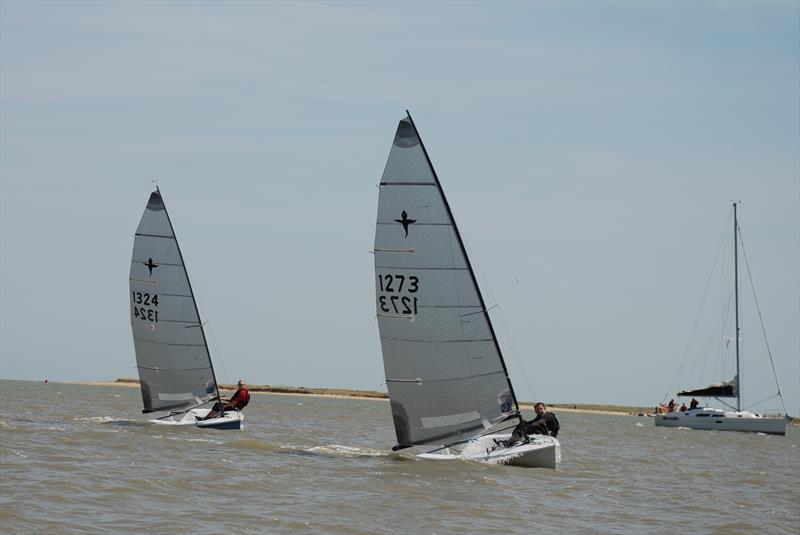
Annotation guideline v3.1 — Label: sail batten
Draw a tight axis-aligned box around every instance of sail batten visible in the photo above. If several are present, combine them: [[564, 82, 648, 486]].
[[380, 337, 493, 343], [388, 370, 507, 384], [134, 233, 175, 239], [380, 182, 437, 186], [374, 115, 518, 447]]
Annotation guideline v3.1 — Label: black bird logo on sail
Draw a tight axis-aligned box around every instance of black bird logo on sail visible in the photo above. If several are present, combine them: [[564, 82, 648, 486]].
[[144, 257, 159, 276], [395, 211, 417, 238]]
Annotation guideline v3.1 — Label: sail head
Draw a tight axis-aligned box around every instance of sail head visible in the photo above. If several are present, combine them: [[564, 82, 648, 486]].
[[129, 190, 218, 413], [374, 117, 515, 447]]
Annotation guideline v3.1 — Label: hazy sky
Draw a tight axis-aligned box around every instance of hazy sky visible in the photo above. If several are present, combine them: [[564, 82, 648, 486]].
[[1, 1, 798, 414]]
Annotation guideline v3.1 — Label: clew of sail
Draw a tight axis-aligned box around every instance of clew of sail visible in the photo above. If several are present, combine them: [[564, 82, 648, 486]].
[[129, 190, 219, 414], [374, 115, 517, 449]]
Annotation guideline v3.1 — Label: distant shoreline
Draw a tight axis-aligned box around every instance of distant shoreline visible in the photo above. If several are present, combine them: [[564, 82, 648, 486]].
[[70, 378, 657, 416]]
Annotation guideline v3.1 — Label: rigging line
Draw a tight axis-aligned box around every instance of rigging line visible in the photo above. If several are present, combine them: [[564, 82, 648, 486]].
[[662, 208, 731, 404], [743, 392, 781, 412], [715, 397, 737, 411], [463, 241, 536, 404], [736, 225, 789, 417], [461, 304, 497, 318], [427, 420, 522, 453], [152, 398, 216, 420]]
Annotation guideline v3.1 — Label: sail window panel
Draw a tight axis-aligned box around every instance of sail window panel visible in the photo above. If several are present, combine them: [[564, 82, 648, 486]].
[[375, 186, 449, 227], [131, 235, 183, 267], [138, 366, 216, 412], [388, 373, 512, 445], [387, 380, 486, 444], [374, 225, 467, 270], [380, 338, 502, 382]]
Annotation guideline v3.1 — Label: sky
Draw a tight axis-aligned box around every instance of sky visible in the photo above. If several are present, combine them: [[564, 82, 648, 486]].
[[1, 1, 798, 415]]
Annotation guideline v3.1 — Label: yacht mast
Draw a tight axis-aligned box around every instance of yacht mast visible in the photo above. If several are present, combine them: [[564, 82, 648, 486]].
[[733, 202, 741, 412]]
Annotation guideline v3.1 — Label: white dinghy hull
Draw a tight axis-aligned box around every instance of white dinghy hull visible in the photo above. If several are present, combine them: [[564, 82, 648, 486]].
[[150, 408, 244, 430], [417, 434, 561, 469], [654, 409, 786, 435]]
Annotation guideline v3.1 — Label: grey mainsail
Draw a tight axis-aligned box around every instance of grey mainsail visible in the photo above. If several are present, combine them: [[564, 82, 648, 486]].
[[374, 114, 520, 448], [129, 189, 220, 414]]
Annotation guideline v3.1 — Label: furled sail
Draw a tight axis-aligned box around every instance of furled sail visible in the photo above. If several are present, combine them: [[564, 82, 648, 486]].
[[129, 190, 219, 413], [678, 375, 738, 398], [374, 114, 517, 448]]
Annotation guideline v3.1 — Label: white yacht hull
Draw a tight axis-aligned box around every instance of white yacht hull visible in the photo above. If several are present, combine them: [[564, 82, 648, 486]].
[[654, 409, 786, 435], [417, 434, 561, 469], [150, 408, 244, 430]]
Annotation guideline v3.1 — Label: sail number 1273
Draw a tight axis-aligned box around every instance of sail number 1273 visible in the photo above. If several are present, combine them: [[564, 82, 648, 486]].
[[377, 274, 419, 315]]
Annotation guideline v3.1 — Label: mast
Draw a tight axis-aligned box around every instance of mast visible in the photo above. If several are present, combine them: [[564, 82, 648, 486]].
[[404, 111, 526, 434], [157, 187, 224, 412], [733, 202, 741, 412]]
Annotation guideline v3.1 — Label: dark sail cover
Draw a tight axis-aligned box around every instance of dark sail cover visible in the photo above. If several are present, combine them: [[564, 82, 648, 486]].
[[678, 375, 738, 398]]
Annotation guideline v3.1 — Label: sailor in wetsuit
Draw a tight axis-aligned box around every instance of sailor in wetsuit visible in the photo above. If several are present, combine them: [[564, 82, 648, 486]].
[[197, 379, 250, 421], [507, 402, 560, 444]]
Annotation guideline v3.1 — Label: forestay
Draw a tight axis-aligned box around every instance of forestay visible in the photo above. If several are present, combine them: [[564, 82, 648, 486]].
[[374, 115, 518, 448], [129, 190, 219, 414]]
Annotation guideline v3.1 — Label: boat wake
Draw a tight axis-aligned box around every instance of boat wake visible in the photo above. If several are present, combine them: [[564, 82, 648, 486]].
[[459, 440, 526, 465], [305, 444, 388, 458], [224, 438, 278, 452], [76, 416, 150, 427], [276, 444, 389, 459]]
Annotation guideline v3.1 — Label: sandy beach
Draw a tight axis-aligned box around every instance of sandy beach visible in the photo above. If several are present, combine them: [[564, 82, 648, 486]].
[[70, 380, 647, 416]]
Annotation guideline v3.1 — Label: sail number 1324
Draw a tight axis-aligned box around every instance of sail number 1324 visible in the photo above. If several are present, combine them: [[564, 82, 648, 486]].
[[377, 274, 419, 315], [132, 291, 159, 323]]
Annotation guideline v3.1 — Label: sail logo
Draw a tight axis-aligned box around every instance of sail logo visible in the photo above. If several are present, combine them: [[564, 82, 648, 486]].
[[144, 257, 159, 276], [394, 211, 416, 238]]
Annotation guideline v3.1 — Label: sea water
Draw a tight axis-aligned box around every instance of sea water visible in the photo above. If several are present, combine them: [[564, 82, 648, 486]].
[[1, 380, 798, 534]]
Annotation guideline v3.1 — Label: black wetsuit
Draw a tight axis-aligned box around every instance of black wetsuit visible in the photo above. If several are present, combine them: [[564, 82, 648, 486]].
[[510, 412, 560, 442], [529, 412, 559, 437]]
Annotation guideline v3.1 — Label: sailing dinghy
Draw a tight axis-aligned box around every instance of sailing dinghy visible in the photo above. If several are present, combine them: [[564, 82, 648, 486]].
[[129, 188, 243, 430], [655, 203, 788, 435], [373, 113, 560, 468]]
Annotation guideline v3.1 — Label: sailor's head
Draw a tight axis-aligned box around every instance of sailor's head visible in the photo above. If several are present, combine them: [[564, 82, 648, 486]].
[[534, 402, 547, 415], [238, 379, 246, 386]]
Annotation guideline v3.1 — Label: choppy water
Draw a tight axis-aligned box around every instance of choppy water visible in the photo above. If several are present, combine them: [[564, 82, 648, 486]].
[[1, 380, 798, 534]]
